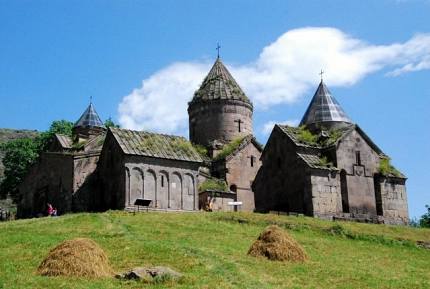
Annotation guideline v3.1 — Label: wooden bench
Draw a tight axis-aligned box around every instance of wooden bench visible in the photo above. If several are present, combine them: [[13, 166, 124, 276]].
[[133, 199, 152, 213]]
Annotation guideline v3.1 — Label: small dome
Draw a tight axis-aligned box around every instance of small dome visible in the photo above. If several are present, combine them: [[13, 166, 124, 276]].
[[300, 81, 352, 127], [74, 103, 105, 129]]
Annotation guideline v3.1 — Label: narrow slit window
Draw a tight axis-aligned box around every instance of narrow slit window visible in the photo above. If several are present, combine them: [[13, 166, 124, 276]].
[[250, 156, 255, 167], [161, 175, 164, 187], [356, 151, 361, 165]]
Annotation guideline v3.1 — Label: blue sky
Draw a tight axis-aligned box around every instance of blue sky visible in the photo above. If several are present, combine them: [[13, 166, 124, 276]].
[[0, 0, 429, 219]]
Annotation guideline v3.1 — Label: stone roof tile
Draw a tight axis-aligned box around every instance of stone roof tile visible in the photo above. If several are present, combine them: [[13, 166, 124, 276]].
[[110, 128, 204, 163], [191, 58, 252, 106]]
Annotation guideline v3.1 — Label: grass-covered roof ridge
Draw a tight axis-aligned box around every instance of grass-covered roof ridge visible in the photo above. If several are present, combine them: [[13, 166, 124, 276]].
[[379, 157, 405, 178], [279, 125, 352, 148], [213, 136, 248, 161]]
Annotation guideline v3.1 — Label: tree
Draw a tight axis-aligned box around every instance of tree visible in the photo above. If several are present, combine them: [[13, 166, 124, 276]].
[[36, 120, 73, 151], [0, 120, 74, 201], [0, 138, 39, 200], [104, 117, 120, 128], [419, 205, 430, 228]]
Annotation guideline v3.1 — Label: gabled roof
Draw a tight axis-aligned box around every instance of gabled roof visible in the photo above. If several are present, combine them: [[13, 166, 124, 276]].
[[300, 81, 352, 126], [109, 128, 204, 163], [74, 103, 106, 129], [214, 134, 263, 162], [277, 124, 354, 149], [190, 58, 252, 106], [54, 134, 72, 149], [297, 153, 338, 171]]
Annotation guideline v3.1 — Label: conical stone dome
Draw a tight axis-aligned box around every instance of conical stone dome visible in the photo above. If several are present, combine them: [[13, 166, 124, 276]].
[[190, 58, 252, 106], [300, 81, 352, 130], [73, 102, 106, 142], [188, 58, 253, 147], [74, 103, 105, 129]]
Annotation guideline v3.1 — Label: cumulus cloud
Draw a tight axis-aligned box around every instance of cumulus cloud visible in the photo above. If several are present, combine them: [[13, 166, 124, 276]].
[[262, 119, 300, 135], [118, 27, 430, 134]]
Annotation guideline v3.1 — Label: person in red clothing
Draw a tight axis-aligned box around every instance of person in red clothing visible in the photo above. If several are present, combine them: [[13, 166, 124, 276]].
[[47, 203, 54, 216]]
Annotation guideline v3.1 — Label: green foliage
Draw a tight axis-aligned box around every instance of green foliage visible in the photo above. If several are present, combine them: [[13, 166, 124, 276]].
[[297, 126, 318, 144], [193, 144, 208, 158], [419, 205, 430, 228], [214, 136, 246, 160], [317, 156, 334, 167], [0, 138, 39, 200], [0, 120, 73, 201], [379, 157, 402, 177], [36, 119, 74, 152], [323, 129, 344, 146], [171, 138, 195, 155], [198, 178, 228, 192], [104, 117, 120, 128]]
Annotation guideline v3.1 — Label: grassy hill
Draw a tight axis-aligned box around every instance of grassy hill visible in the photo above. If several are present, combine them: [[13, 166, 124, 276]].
[[0, 211, 429, 289]]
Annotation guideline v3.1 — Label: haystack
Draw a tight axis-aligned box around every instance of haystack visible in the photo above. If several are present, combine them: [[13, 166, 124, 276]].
[[37, 238, 114, 278], [248, 225, 307, 262]]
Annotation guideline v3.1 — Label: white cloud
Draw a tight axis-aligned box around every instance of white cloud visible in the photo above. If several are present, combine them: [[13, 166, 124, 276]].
[[118, 62, 210, 135], [262, 119, 300, 135], [118, 27, 430, 135]]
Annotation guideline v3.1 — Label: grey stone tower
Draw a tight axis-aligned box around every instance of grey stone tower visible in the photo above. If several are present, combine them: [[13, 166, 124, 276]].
[[188, 58, 253, 147], [300, 80, 352, 131], [72, 102, 106, 143]]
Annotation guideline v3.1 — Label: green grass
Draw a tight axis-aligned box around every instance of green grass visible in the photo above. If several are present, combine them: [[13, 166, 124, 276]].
[[0, 211, 429, 289]]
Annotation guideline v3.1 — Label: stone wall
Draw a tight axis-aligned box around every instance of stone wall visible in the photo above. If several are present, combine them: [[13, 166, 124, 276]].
[[123, 156, 200, 211], [17, 152, 74, 218], [253, 127, 310, 214], [199, 191, 236, 211], [309, 169, 342, 217], [188, 100, 253, 146], [72, 152, 101, 212], [376, 176, 409, 225], [336, 129, 381, 215], [224, 141, 262, 211]]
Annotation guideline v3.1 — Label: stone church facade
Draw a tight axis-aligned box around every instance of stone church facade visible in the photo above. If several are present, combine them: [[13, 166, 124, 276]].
[[253, 81, 408, 225], [17, 57, 262, 217], [16, 56, 408, 224]]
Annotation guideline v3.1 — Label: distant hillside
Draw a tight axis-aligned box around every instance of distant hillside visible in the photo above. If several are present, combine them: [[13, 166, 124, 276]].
[[0, 212, 429, 288], [0, 128, 39, 180]]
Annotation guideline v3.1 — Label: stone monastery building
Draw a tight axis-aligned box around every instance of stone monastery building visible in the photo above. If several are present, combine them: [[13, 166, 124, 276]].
[[17, 57, 408, 225]]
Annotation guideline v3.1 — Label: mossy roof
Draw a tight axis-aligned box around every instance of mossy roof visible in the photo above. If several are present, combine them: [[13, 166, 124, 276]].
[[277, 124, 354, 149], [110, 128, 204, 163], [214, 134, 263, 161], [190, 58, 252, 106]]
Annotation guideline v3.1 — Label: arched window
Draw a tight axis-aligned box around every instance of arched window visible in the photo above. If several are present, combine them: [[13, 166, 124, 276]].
[[230, 184, 237, 193]]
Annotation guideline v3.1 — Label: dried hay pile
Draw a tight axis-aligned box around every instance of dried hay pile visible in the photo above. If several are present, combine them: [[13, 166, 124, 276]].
[[37, 238, 113, 278], [248, 225, 308, 262]]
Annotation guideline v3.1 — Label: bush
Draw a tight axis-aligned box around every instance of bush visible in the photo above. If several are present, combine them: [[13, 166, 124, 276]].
[[198, 178, 227, 192], [379, 158, 402, 177], [419, 205, 430, 228]]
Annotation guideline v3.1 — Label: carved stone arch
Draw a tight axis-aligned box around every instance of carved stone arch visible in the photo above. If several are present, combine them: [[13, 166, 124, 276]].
[[144, 169, 157, 207], [183, 173, 195, 210], [170, 172, 182, 210], [158, 170, 169, 209], [130, 167, 144, 206]]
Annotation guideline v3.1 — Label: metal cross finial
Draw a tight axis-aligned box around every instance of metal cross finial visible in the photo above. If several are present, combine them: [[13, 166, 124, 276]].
[[319, 69, 324, 82], [216, 43, 221, 58]]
